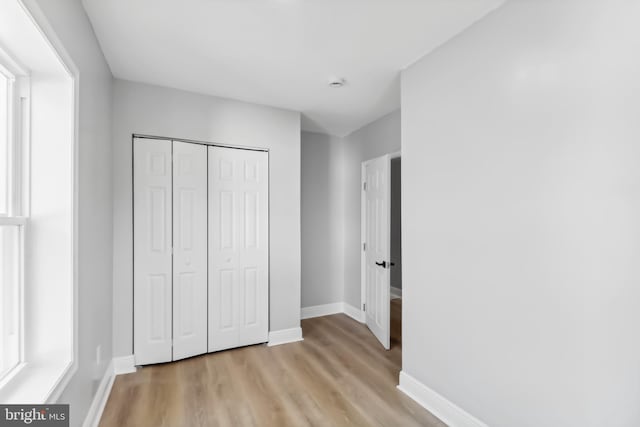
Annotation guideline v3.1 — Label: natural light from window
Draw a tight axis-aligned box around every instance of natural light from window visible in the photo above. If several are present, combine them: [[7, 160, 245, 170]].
[[0, 225, 20, 380], [0, 0, 75, 403], [0, 71, 8, 214], [0, 63, 21, 383], [0, 57, 23, 386]]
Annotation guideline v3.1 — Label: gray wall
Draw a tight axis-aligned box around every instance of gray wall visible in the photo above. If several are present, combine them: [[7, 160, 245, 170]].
[[301, 132, 344, 307], [301, 112, 401, 310], [25, 0, 114, 425], [401, 1, 640, 426], [390, 157, 402, 289], [112, 79, 302, 357], [342, 110, 401, 308]]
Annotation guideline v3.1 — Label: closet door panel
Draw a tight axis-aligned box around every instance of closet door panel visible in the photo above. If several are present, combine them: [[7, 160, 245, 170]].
[[209, 147, 268, 352], [134, 138, 173, 365], [237, 150, 269, 345], [172, 141, 208, 361], [209, 149, 240, 351]]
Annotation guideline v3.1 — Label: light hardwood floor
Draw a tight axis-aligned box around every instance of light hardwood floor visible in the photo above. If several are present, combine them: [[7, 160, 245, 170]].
[[100, 299, 445, 427]]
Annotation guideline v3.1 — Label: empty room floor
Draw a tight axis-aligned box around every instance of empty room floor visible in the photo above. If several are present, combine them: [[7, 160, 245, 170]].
[[100, 299, 442, 426]]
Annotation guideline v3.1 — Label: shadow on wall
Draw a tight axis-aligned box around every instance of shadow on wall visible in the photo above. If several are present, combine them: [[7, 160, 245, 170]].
[[390, 157, 402, 291]]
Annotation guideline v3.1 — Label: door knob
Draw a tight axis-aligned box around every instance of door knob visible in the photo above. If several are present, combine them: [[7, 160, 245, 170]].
[[375, 261, 387, 268]]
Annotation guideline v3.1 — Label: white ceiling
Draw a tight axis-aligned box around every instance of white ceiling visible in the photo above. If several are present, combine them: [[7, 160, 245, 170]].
[[82, 0, 503, 136]]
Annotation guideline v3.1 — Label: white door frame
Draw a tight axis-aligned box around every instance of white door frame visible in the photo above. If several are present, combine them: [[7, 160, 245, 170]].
[[360, 151, 401, 321]]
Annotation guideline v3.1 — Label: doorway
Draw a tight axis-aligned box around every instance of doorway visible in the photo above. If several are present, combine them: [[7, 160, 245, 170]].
[[389, 156, 402, 349], [360, 152, 401, 351]]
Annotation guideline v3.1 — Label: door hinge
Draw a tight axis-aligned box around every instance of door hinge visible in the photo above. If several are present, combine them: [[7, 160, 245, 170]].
[[363, 242, 366, 251], [363, 182, 367, 191], [363, 303, 366, 311]]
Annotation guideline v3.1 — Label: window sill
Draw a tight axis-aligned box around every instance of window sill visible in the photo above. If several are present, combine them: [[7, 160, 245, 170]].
[[0, 359, 74, 404]]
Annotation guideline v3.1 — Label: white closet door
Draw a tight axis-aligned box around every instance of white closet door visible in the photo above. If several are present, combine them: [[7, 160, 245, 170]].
[[133, 138, 173, 365], [172, 141, 208, 361], [208, 146, 268, 352]]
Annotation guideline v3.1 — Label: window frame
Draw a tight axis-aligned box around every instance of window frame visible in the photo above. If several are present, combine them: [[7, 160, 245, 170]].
[[0, 54, 30, 218], [0, 0, 81, 404], [0, 219, 25, 385], [0, 52, 29, 385]]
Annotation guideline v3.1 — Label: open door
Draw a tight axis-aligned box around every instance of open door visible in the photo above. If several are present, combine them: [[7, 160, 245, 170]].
[[363, 154, 391, 350]]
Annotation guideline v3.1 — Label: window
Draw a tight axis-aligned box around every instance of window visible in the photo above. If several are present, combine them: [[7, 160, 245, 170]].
[[0, 58, 27, 382], [0, 71, 8, 214], [0, 0, 74, 403], [0, 224, 21, 379]]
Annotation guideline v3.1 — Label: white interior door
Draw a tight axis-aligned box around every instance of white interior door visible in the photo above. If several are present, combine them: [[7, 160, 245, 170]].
[[208, 146, 269, 352], [172, 141, 208, 361], [364, 155, 391, 349], [133, 138, 173, 365]]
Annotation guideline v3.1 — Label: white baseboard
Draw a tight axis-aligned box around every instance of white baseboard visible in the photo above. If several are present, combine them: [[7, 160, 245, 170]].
[[82, 360, 115, 427], [398, 371, 488, 427], [113, 355, 136, 375], [301, 302, 366, 323], [268, 327, 304, 346], [343, 303, 366, 323], [83, 356, 137, 427], [390, 286, 402, 299], [301, 302, 344, 319]]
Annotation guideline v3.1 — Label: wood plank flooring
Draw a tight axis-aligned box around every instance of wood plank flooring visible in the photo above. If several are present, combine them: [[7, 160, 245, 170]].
[[100, 299, 445, 427]]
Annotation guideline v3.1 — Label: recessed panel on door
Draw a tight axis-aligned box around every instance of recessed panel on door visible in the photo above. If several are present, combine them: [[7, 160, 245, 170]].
[[172, 141, 208, 361], [134, 138, 173, 365], [209, 146, 269, 352]]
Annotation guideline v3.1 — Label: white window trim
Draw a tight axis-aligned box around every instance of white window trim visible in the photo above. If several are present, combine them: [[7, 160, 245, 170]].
[[0, 47, 28, 217], [0, 216, 26, 226], [0, 220, 24, 385], [24, 0, 80, 403], [0, 53, 25, 386], [0, 0, 80, 403]]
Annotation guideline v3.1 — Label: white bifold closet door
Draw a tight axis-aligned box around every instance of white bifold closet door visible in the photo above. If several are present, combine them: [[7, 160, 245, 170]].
[[134, 138, 208, 365], [133, 138, 173, 365], [208, 146, 269, 352], [172, 141, 208, 360]]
